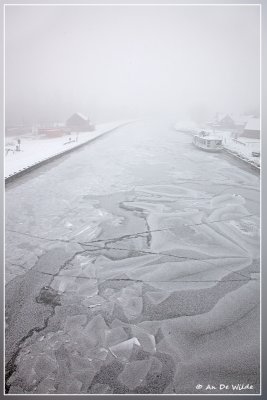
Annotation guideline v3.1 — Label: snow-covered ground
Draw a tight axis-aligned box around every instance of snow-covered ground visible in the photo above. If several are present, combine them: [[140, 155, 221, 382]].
[[222, 136, 260, 168], [5, 121, 129, 178], [209, 130, 261, 168]]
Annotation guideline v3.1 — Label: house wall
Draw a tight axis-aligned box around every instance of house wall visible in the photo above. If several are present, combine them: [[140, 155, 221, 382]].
[[66, 115, 89, 128], [242, 129, 260, 139], [220, 116, 236, 129]]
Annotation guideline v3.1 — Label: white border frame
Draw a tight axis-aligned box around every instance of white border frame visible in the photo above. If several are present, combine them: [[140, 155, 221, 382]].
[[3, 3, 262, 397]]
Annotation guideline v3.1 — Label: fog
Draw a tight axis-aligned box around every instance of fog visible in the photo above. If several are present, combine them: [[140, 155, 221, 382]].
[[5, 5, 260, 125]]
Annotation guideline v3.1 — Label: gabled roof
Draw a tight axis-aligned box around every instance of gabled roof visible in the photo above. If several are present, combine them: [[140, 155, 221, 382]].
[[244, 118, 260, 131], [216, 113, 234, 122], [214, 113, 256, 125], [73, 112, 88, 121]]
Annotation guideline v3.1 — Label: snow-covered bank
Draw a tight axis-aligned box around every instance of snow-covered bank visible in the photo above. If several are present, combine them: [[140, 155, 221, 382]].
[[222, 137, 260, 170], [174, 122, 260, 170], [5, 121, 131, 179]]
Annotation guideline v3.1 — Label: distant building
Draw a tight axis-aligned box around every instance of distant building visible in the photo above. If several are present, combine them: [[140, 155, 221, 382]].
[[232, 115, 251, 133], [207, 113, 235, 131], [207, 113, 258, 138], [215, 113, 236, 129], [66, 112, 95, 132], [241, 118, 260, 139], [229, 115, 255, 138]]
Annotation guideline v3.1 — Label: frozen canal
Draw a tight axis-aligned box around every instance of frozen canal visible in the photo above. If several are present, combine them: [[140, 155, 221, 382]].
[[5, 121, 260, 394]]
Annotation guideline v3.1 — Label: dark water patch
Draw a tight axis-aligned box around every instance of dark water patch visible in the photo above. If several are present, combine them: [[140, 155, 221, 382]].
[[140, 279, 250, 321], [136, 353, 175, 394], [88, 360, 127, 394], [36, 286, 61, 306]]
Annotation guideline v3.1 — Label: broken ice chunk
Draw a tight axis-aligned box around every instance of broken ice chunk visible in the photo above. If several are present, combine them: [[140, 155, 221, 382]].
[[79, 264, 97, 278], [156, 337, 181, 361], [131, 326, 156, 353], [82, 315, 109, 348], [118, 359, 152, 390], [82, 295, 105, 308], [110, 318, 129, 330], [114, 284, 144, 320], [125, 297, 143, 320], [121, 284, 142, 297], [105, 326, 128, 347], [35, 377, 56, 394], [34, 354, 57, 380], [117, 296, 143, 320], [78, 279, 98, 297], [109, 338, 141, 361], [83, 302, 101, 309], [64, 314, 87, 334], [102, 288, 115, 299], [89, 347, 109, 361], [145, 291, 171, 305], [8, 386, 25, 394], [163, 382, 176, 394], [70, 354, 93, 370], [65, 379, 83, 393], [73, 368, 96, 389], [10, 362, 37, 390], [46, 331, 66, 351], [101, 300, 115, 316], [51, 276, 77, 293], [90, 383, 113, 394], [59, 268, 80, 277]]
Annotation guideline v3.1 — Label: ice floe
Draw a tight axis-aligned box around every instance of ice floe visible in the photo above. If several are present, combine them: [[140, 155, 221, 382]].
[[109, 338, 141, 361], [118, 359, 152, 390]]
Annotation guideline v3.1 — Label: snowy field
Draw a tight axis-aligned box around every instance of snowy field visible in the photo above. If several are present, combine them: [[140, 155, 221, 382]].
[[5, 121, 260, 394], [5, 121, 129, 178]]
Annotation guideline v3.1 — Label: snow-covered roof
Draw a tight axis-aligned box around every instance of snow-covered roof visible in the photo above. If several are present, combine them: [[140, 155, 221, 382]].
[[216, 113, 234, 122], [206, 136, 223, 141], [194, 134, 222, 141], [212, 113, 255, 125], [75, 112, 88, 121], [244, 118, 260, 131]]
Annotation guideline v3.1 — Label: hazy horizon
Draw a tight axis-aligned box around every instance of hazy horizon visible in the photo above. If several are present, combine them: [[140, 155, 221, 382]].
[[5, 4, 260, 125]]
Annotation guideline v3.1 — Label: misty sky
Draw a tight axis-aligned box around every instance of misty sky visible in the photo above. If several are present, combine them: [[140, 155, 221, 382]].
[[5, 5, 260, 124]]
